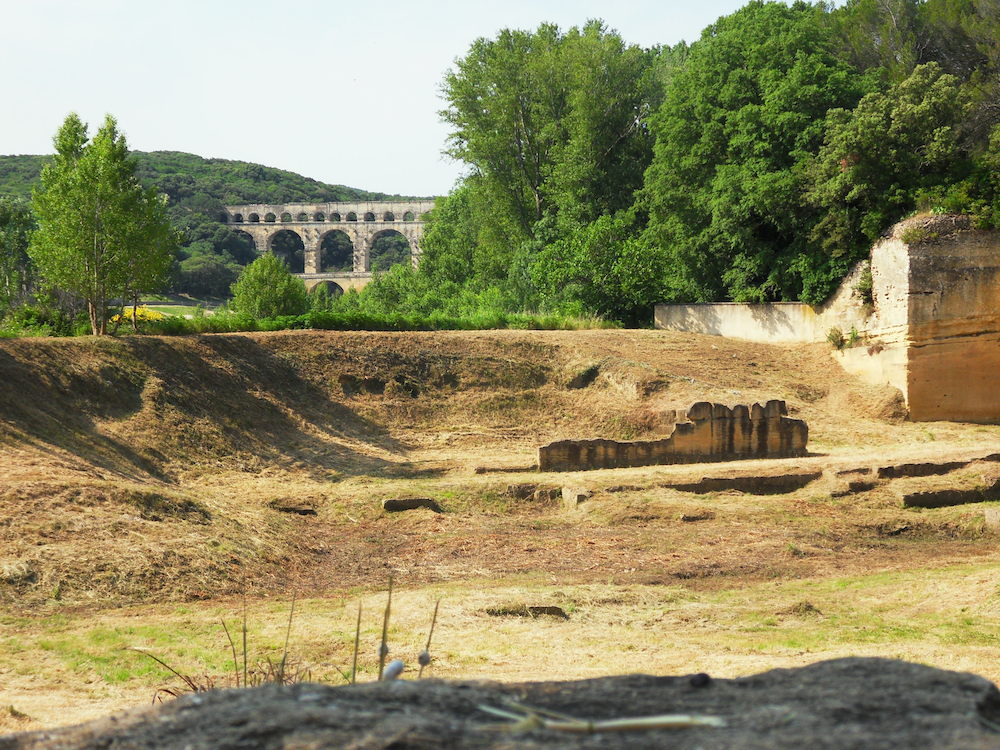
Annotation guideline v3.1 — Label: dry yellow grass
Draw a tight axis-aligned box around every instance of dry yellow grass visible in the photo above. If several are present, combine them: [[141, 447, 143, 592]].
[[0, 329, 998, 731]]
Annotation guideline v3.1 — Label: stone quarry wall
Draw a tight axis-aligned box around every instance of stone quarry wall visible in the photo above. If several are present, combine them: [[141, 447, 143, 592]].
[[538, 400, 808, 472], [653, 264, 870, 344], [654, 216, 1000, 423], [894, 217, 1000, 422]]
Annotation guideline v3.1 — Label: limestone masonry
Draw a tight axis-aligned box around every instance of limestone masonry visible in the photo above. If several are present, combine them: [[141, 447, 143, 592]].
[[538, 400, 808, 472], [223, 201, 435, 291], [655, 216, 1000, 423]]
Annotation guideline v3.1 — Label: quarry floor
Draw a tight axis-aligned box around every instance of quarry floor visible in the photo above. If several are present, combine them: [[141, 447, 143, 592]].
[[0, 329, 998, 734]]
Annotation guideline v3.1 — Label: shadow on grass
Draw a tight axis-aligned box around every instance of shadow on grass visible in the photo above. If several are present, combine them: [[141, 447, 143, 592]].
[[0, 335, 429, 482]]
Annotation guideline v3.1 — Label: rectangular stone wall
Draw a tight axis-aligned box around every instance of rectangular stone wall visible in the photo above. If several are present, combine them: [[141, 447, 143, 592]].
[[901, 220, 1000, 422], [653, 265, 871, 344], [538, 400, 808, 472]]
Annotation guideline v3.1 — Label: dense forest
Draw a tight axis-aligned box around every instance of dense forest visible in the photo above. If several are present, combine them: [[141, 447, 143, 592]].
[[382, 0, 1000, 325], [2, 0, 1000, 328]]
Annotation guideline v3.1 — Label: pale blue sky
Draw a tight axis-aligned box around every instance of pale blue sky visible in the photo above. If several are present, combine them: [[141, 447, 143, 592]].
[[3, 0, 759, 196]]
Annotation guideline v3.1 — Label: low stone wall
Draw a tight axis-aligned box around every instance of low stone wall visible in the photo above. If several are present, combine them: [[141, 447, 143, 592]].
[[653, 264, 870, 344], [538, 400, 808, 472]]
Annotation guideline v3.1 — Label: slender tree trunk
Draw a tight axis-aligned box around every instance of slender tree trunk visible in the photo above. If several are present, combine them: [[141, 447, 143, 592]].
[[87, 301, 100, 336]]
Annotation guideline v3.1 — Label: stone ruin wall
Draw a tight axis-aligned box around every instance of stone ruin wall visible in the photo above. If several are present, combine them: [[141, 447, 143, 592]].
[[840, 216, 1000, 422], [654, 216, 1000, 423], [538, 400, 808, 472]]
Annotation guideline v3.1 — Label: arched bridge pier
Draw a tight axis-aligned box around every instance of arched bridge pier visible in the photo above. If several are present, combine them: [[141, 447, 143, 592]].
[[223, 200, 435, 291]]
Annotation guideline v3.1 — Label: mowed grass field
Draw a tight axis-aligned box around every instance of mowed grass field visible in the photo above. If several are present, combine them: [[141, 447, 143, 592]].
[[0, 329, 998, 731]]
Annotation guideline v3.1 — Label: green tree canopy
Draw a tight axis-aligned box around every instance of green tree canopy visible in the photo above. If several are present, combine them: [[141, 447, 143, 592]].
[[29, 114, 177, 334], [230, 253, 308, 318], [0, 196, 36, 310], [439, 20, 660, 295], [642, 0, 873, 304], [807, 63, 969, 255]]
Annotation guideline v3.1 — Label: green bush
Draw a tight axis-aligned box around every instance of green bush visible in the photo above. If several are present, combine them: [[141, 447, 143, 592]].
[[853, 264, 873, 306], [230, 255, 308, 319], [826, 327, 846, 350]]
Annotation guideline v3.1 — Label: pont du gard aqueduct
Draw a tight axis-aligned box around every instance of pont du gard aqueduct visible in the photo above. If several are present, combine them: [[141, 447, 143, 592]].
[[222, 200, 435, 292]]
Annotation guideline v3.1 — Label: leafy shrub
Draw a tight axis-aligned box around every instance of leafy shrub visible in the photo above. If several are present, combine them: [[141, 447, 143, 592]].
[[111, 306, 166, 324], [1, 303, 81, 337], [853, 263, 873, 306], [900, 225, 941, 244], [826, 327, 846, 350], [230, 255, 308, 318]]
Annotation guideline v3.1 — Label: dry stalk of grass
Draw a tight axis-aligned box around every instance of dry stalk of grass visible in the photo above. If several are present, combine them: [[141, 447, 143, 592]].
[[378, 575, 393, 680], [479, 701, 726, 733], [418, 599, 440, 678]]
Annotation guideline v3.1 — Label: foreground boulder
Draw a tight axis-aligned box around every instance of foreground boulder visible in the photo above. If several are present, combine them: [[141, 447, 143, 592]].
[[3, 658, 998, 749]]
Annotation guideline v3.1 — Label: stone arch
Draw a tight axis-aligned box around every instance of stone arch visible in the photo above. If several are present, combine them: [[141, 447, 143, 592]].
[[268, 229, 305, 273], [383, 211, 395, 221], [314, 212, 326, 222], [226, 229, 260, 263], [280, 212, 292, 223], [319, 229, 354, 272], [248, 213, 260, 223], [297, 212, 309, 221], [402, 210, 415, 222], [364, 212, 376, 222], [311, 280, 344, 297], [264, 212, 276, 223], [346, 212, 358, 222], [368, 229, 411, 272], [232, 213, 244, 223], [330, 212, 342, 222]]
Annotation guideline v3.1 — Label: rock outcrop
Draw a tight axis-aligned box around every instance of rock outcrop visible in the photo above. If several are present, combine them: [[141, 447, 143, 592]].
[[3, 658, 997, 749], [538, 400, 807, 472]]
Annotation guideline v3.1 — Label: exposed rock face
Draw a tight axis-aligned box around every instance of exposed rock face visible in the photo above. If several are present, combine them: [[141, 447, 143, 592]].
[[3, 658, 997, 749], [538, 400, 807, 472], [656, 216, 1000, 423], [891, 217, 1000, 422]]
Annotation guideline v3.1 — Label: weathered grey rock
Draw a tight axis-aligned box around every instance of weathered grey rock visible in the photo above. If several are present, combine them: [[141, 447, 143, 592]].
[[983, 506, 1000, 531], [3, 658, 998, 749], [561, 487, 591, 510]]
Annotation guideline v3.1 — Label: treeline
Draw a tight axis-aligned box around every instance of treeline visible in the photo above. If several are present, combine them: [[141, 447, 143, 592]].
[[3, 0, 1000, 333], [0, 151, 414, 300], [354, 0, 1000, 324]]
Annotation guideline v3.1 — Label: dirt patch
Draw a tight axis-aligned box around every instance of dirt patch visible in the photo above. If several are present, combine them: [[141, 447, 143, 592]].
[[2, 658, 997, 749]]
